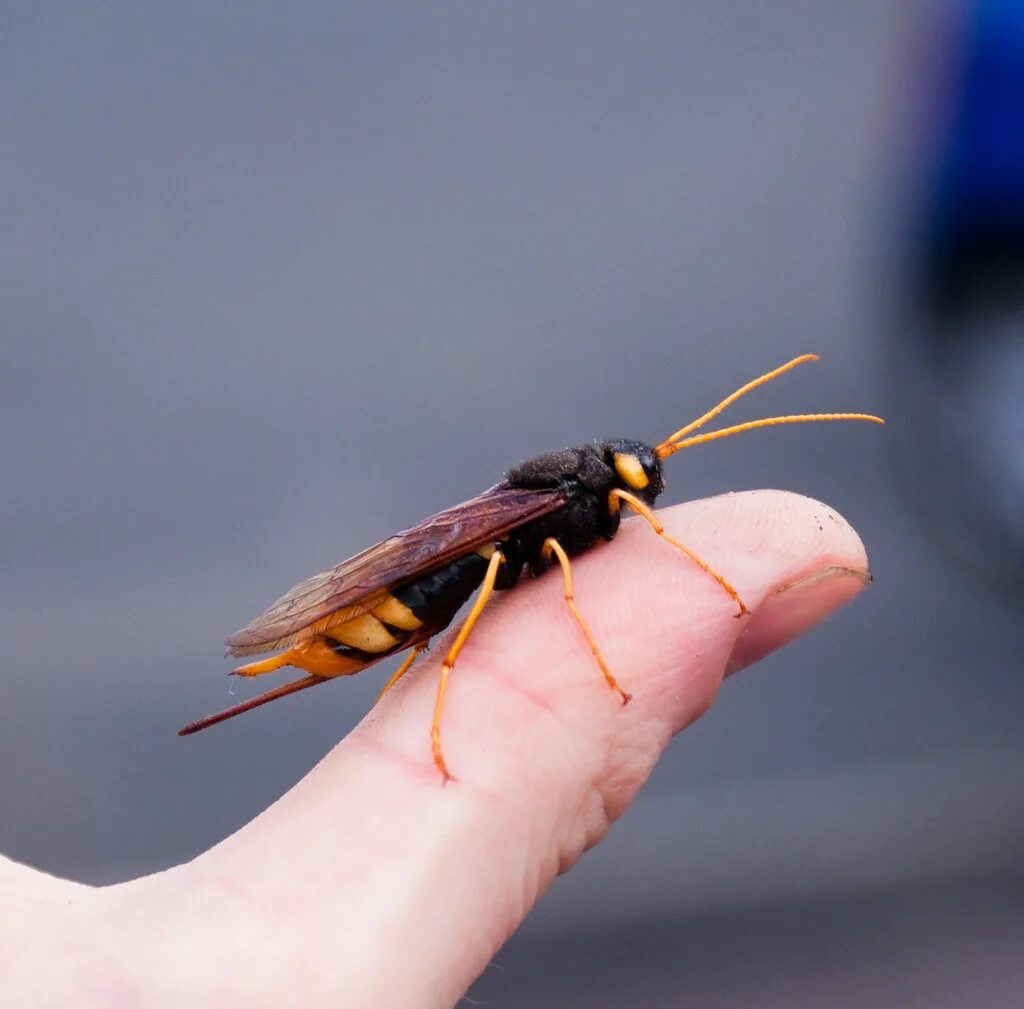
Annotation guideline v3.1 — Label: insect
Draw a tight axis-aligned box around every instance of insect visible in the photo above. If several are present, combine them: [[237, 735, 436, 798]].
[[179, 355, 882, 780]]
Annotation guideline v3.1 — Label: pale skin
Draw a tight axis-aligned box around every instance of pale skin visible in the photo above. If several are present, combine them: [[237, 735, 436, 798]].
[[1, 490, 870, 1009]]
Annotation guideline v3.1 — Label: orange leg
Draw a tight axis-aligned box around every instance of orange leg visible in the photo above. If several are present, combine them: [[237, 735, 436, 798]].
[[376, 644, 427, 702], [542, 537, 631, 704], [609, 488, 749, 617], [431, 549, 505, 782]]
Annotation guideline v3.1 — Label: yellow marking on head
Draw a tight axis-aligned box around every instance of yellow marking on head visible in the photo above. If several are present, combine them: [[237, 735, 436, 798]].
[[327, 613, 400, 653], [476, 542, 498, 559], [613, 452, 649, 491], [372, 595, 423, 632]]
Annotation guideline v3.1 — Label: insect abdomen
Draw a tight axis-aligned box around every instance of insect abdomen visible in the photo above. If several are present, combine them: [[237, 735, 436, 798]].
[[327, 549, 491, 660], [232, 551, 493, 681], [391, 551, 491, 630]]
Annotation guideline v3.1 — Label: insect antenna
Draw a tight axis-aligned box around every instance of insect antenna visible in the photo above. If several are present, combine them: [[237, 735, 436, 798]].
[[655, 355, 883, 460]]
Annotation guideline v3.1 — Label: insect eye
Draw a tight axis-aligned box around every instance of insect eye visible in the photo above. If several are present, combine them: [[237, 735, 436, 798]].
[[613, 452, 649, 491]]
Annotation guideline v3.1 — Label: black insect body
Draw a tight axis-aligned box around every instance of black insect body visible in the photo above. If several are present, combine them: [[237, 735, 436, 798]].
[[179, 356, 882, 780], [498, 440, 664, 581], [315, 442, 662, 704]]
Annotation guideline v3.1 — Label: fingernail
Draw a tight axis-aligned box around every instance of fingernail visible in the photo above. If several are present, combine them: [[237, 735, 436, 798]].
[[725, 565, 871, 677]]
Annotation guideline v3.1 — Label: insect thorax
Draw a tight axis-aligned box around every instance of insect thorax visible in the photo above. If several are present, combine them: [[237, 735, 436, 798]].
[[501, 440, 663, 578]]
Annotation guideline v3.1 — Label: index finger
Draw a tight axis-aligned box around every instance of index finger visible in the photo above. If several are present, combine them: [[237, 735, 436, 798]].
[[117, 490, 870, 1009]]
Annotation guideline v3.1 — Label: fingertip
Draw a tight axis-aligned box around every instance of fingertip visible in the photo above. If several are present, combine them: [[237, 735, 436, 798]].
[[726, 562, 871, 676], [651, 491, 871, 680]]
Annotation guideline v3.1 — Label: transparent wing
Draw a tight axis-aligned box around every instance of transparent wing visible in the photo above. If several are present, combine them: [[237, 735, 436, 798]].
[[224, 482, 567, 656]]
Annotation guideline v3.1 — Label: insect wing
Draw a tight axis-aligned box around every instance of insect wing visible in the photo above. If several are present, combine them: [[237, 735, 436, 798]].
[[225, 482, 567, 656]]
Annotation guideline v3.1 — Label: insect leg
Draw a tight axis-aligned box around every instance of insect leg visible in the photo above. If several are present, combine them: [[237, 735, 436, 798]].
[[376, 643, 427, 702], [609, 488, 749, 617], [432, 549, 505, 783], [541, 537, 631, 704]]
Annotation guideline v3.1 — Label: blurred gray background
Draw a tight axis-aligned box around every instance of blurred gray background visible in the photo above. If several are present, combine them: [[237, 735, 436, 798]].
[[2, 3, 1022, 1006]]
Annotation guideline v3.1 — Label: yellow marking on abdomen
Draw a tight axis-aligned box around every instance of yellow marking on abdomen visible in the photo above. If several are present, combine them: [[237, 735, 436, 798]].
[[235, 636, 371, 679], [326, 613, 400, 653], [371, 595, 423, 632], [233, 651, 292, 677]]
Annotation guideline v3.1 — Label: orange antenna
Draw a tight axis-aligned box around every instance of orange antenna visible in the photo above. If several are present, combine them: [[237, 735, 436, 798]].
[[658, 353, 819, 452], [655, 355, 884, 460], [659, 412, 884, 458]]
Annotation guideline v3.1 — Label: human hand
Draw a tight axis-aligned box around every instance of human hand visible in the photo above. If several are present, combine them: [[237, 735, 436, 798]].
[[1, 490, 869, 1009]]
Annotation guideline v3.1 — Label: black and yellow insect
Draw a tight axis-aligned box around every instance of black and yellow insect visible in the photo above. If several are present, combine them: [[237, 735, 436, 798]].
[[180, 355, 882, 779]]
